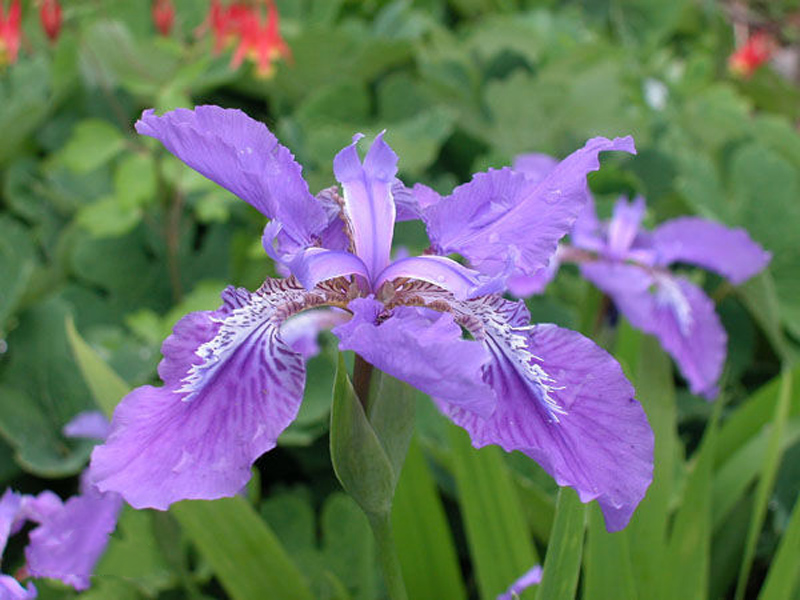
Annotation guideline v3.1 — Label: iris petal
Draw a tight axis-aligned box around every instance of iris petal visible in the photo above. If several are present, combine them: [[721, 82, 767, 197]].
[[581, 262, 726, 399], [136, 106, 327, 246], [432, 294, 653, 532], [333, 297, 496, 418], [423, 136, 635, 281], [90, 280, 322, 509], [333, 133, 398, 281], [652, 217, 771, 284]]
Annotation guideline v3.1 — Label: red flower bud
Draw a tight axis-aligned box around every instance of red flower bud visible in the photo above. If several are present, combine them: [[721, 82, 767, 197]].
[[39, 0, 62, 42], [0, 0, 21, 65], [152, 0, 175, 37]]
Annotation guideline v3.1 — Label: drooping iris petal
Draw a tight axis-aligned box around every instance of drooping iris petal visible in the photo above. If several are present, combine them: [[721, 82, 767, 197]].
[[435, 295, 653, 532], [62, 411, 111, 441], [606, 197, 646, 259], [287, 247, 369, 290], [652, 217, 771, 285], [333, 133, 398, 281], [581, 262, 726, 399], [0, 576, 36, 600], [375, 255, 502, 300], [333, 298, 496, 418], [423, 137, 635, 280], [26, 475, 122, 592], [90, 280, 322, 509], [497, 564, 543, 600], [136, 106, 327, 244]]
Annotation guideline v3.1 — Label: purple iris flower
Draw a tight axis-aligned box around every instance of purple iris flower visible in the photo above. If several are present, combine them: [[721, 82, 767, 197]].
[[511, 153, 771, 399], [89, 106, 653, 532], [0, 413, 122, 595]]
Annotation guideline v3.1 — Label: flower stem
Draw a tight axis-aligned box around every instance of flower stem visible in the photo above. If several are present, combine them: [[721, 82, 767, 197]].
[[353, 353, 374, 412], [367, 511, 408, 600]]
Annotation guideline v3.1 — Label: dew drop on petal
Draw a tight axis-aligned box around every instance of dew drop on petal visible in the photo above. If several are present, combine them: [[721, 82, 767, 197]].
[[488, 232, 500, 244], [545, 188, 562, 204]]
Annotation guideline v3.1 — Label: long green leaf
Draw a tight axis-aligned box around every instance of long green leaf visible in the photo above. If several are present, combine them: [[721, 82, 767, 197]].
[[758, 490, 800, 600], [663, 399, 724, 600], [616, 327, 678, 598], [65, 316, 129, 415], [582, 505, 637, 600], [734, 369, 794, 600], [393, 436, 467, 600], [172, 498, 315, 600], [449, 424, 538, 600], [535, 488, 586, 600]]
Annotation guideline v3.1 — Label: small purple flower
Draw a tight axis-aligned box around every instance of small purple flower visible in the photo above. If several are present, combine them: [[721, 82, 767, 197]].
[[89, 106, 653, 532], [512, 153, 771, 398], [498, 564, 543, 600], [0, 413, 121, 595]]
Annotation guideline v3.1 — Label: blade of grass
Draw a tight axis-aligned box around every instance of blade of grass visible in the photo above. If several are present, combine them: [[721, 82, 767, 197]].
[[616, 325, 678, 597], [65, 316, 129, 415], [449, 424, 538, 600], [535, 488, 586, 600], [734, 368, 794, 600], [758, 488, 800, 600], [393, 436, 467, 600], [582, 504, 637, 600], [663, 396, 725, 600], [172, 498, 315, 600]]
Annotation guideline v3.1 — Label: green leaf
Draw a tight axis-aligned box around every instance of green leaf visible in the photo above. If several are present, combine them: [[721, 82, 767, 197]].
[[0, 216, 37, 331], [619, 328, 678, 596], [535, 488, 586, 600], [368, 371, 416, 479], [393, 437, 467, 600], [0, 297, 96, 476], [759, 488, 800, 600], [582, 505, 637, 600], [663, 400, 723, 600], [449, 424, 538, 600], [76, 196, 142, 238], [56, 119, 126, 173], [65, 316, 129, 416], [114, 153, 157, 209], [734, 369, 794, 600], [172, 498, 315, 600], [95, 506, 175, 595], [329, 353, 396, 517]]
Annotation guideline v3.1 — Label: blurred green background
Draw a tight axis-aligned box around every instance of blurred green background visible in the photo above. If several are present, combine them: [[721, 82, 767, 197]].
[[1, 0, 799, 599]]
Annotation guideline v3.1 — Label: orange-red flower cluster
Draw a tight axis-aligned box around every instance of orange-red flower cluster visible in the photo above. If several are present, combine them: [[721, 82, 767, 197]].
[[204, 0, 290, 78], [729, 31, 775, 77]]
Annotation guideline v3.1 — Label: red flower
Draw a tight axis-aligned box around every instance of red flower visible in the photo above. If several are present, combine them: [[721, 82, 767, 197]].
[[230, 0, 290, 78], [206, 0, 251, 53], [152, 0, 175, 37], [729, 31, 775, 77], [39, 0, 62, 42], [0, 0, 21, 65]]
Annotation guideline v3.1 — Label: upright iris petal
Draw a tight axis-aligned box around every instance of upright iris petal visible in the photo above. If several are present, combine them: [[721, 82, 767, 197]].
[[333, 133, 398, 282], [420, 136, 635, 284]]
